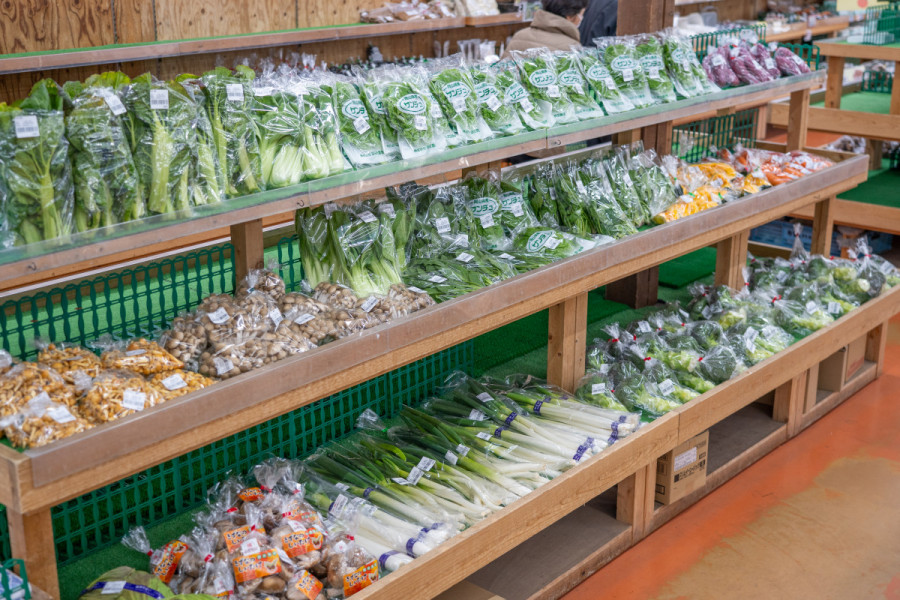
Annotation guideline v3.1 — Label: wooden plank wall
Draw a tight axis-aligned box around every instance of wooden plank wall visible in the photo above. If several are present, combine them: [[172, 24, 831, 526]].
[[673, 0, 761, 22], [0, 0, 520, 102]]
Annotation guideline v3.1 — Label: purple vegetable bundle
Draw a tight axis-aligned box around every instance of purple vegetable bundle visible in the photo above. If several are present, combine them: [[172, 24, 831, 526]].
[[773, 47, 811, 76], [751, 43, 781, 80], [728, 45, 774, 85], [702, 46, 740, 88]]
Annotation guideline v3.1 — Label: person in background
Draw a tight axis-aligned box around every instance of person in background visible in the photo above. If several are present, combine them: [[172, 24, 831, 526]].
[[579, 0, 618, 46], [504, 0, 588, 55]]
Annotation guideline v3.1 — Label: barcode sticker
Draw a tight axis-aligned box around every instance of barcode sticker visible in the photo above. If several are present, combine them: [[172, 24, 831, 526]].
[[47, 406, 76, 424], [353, 116, 371, 134], [456, 444, 470, 456], [476, 392, 492, 403], [391, 477, 409, 485], [827, 301, 842, 314], [487, 95, 502, 111], [622, 68, 634, 82], [545, 236, 561, 249], [519, 98, 534, 112], [701, 305, 712, 319], [407, 286, 425, 294], [414, 115, 427, 131], [161, 374, 187, 391], [122, 389, 146, 411], [711, 54, 726, 67], [429, 275, 447, 283], [457, 252, 475, 264], [406, 466, 423, 486], [451, 97, 466, 113], [208, 307, 231, 324], [434, 217, 451, 234], [361, 296, 379, 313], [358, 210, 377, 224], [226, 83, 245, 102], [479, 213, 495, 228], [214, 357, 234, 375], [511, 202, 524, 217], [674, 446, 698, 471], [805, 301, 817, 313], [591, 382, 607, 394], [125, 349, 146, 357], [268, 308, 284, 326], [150, 89, 169, 109], [765, 58, 776, 70], [417, 456, 436, 472], [330, 494, 348, 516], [476, 431, 491, 440], [102, 92, 127, 115], [102, 581, 127, 595], [378, 203, 395, 217], [546, 84, 560, 98], [744, 327, 759, 344], [294, 313, 315, 325], [444, 450, 458, 465], [658, 379, 676, 395], [13, 115, 39, 139], [637, 321, 652, 333], [468, 409, 487, 421]]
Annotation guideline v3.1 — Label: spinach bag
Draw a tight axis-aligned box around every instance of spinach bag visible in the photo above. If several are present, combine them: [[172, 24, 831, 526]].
[[377, 65, 448, 160], [577, 47, 635, 114], [492, 60, 554, 130], [471, 64, 525, 136], [580, 157, 638, 239], [428, 55, 493, 144], [554, 50, 605, 120], [329, 73, 389, 167], [595, 36, 655, 109], [512, 48, 578, 125], [461, 171, 510, 251], [635, 34, 677, 103]]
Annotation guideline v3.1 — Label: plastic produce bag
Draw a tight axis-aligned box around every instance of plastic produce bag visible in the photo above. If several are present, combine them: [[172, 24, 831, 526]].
[[36, 341, 102, 384], [461, 171, 510, 251], [512, 48, 578, 125], [0, 393, 92, 448], [329, 74, 390, 167], [496, 171, 540, 240], [81, 370, 165, 423], [579, 157, 637, 238], [171, 74, 226, 209], [552, 162, 591, 235], [377, 65, 448, 160], [491, 59, 554, 129], [575, 372, 628, 411], [702, 46, 741, 88], [554, 51, 605, 120], [604, 152, 647, 226], [595, 36, 655, 109], [355, 68, 401, 160], [0, 363, 78, 420], [660, 29, 709, 98], [99, 337, 185, 375], [78, 566, 173, 600], [576, 47, 635, 114], [427, 55, 493, 143], [772, 297, 834, 337], [299, 76, 347, 177], [774, 46, 811, 76], [634, 34, 677, 103], [0, 79, 74, 248], [750, 43, 780, 79], [470, 64, 525, 136], [251, 86, 310, 188], [726, 44, 774, 85], [526, 163, 561, 228]]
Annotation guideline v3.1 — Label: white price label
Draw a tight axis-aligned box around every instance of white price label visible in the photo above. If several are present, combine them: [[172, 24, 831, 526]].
[[476, 392, 493, 403], [827, 301, 842, 314], [476, 431, 491, 441], [456, 233, 469, 246], [161, 374, 187, 391], [434, 217, 451, 234], [544, 235, 561, 250], [122, 389, 146, 411], [378, 203, 395, 217], [519, 98, 534, 112], [358, 210, 377, 223], [498, 253, 514, 260], [330, 494, 349, 515], [546, 84, 560, 98], [429, 275, 447, 283], [414, 115, 427, 131], [468, 409, 487, 421], [510, 202, 524, 217], [455, 444, 470, 456], [214, 357, 234, 375], [622, 69, 634, 82], [47, 406, 76, 424], [576, 180, 587, 194], [762, 325, 780, 339], [416, 456, 436, 472], [598, 363, 610, 374], [637, 321, 652, 333], [13, 115, 39, 139], [353, 116, 371, 134], [674, 446, 698, 471], [125, 349, 146, 357], [711, 54, 726, 67], [701, 306, 712, 319], [391, 477, 409, 485], [361, 296, 379, 313], [207, 307, 231, 324], [765, 58, 776, 70], [744, 327, 759, 344], [407, 286, 425, 294], [591, 382, 607, 395], [268, 308, 284, 326], [456, 252, 475, 264], [335, 482, 350, 491], [102, 92, 127, 115], [406, 466, 423, 485], [880, 261, 895, 275], [451, 97, 466, 113], [805, 301, 818, 313], [648, 67, 660, 79], [102, 581, 127, 595], [479, 213, 495, 228], [240, 538, 261, 556], [294, 313, 315, 325], [486, 95, 502, 111], [444, 450, 458, 465], [150, 89, 169, 110], [658, 379, 676, 396], [226, 83, 245, 102]]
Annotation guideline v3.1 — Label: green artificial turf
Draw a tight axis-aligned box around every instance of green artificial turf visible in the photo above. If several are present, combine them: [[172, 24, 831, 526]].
[[839, 168, 900, 208], [658, 247, 717, 289], [812, 90, 893, 114]]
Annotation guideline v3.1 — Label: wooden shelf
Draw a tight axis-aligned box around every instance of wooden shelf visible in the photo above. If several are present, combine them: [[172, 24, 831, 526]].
[[0, 71, 825, 285], [0, 19, 467, 75], [790, 199, 900, 237], [464, 14, 529, 27], [765, 17, 850, 43]]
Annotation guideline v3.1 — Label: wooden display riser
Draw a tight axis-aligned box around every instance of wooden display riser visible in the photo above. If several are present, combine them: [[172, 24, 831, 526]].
[[790, 199, 900, 238]]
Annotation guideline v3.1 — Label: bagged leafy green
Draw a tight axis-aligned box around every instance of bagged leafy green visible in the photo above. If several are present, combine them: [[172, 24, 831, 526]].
[[491, 60, 554, 130], [329, 202, 402, 296], [413, 185, 474, 255], [471, 64, 525, 136], [577, 47, 635, 114], [554, 161, 592, 235], [174, 75, 224, 208], [525, 163, 561, 227], [634, 34, 677, 103], [295, 205, 334, 289], [356, 67, 401, 159], [378, 188, 417, 276], [579, 157, 638, 239], [576, 372, 628, 411], [554, 51, 605, 120], [0, 79, 74, 248], [596, 37, 655, 109], [378, 65, 449, 160], [330, 74, 391, 167], [660, 28, 711, 98], [201, 66, 263, 196], [62, 72, 141, 233], [123, 74, 198, 215], [511, 227, 598, 267], [461, 172, 510, 251], [428, 55, 493, 144], [604, 152, 647, 226], [299, 75, 348, 176], [512, 48, 578, 125], [773, 297, 833, 338], [404, 250, 514, 302], [624, 147, 679, 218], [251, 86, 308, 188], [497, 171, 540, 240]]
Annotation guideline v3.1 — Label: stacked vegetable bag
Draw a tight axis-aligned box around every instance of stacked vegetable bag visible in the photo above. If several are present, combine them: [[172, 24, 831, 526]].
[[701, 36, 811, 89], [110, 370, 641, 599], [577, 235, 900, 420]]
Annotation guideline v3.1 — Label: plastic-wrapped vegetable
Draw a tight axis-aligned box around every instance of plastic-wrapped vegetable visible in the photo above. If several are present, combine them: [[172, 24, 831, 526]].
[[471, 64, 525, 136], [702, 46, 741, 88], [173, 74, 226, 208], [461, 172, 510, 251], [78, 567, 173, 600], [626, 148, 679, 218], [773, 297, 833, 337], [329, 75, 389, 168], [0, 79, 74, 247], [377, 65, 448, 160], [726, 44, 774, 85], [604, 152, 647, 226], [496, 171, 540, 240], [201, 66, 262, 197], [579, 157, 638, 239], [252, 86, 309, 188], [575, 372, 628, 411], [511, 228, 597, 266], [750, 43, 781, 79], [554, 51, 605, 120], [576, 47, 635, 114], [300, 77, 347, 176], [428, 55, 493, 143], [553, 162, 591, 235], [526, 163, 561, 227], [511, 48, 578, 125], [355, 68, 401, 159], [492, 60, 553, 129], [595, 37, 655, 109], [635, 35, 677, 103], [774, 46, 811, 76], [660, 28, 708, 98]]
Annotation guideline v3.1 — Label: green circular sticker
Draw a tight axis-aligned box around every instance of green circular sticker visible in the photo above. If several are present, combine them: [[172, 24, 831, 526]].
[[397, 93, 426, 114], [341, 99, 368, 120], [470, 197, 499, 217], [528, 68, 556, 88], [526, 230, 554, 252]]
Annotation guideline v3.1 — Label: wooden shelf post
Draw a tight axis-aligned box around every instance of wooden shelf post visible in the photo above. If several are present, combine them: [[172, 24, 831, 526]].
[[825, 56, 844, 110], [714, 231, 750, 289], [230, 219, 265, 286], [786, 88, 811, 152], [866, 321, 889, 377], [7, 508, 58, 599], [616, 464, 656, 543], [773, 371, 807, 438], [811, 196, 835, 256], [547, 292, 588, 391], [605, 267, 660, 309]]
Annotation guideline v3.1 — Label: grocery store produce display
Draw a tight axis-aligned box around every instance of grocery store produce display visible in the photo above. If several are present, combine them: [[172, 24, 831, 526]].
[[0, 31, 813, 249]]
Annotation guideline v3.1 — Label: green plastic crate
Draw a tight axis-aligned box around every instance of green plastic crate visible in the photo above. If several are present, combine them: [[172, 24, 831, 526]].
[[863, 4, 900, 45], [672, 107, 759, 163], [1, 559, 29, 600], [691, 25, 767, 61], [862, 70, 894, 93]]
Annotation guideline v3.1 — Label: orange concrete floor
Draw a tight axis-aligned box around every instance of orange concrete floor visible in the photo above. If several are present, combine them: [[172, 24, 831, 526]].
[[563, 315, 900, 600]]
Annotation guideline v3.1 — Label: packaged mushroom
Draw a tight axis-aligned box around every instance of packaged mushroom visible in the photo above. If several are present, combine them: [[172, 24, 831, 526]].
[[279, 292, 332, 317], [36, 341, 102, 385], [0, 362, 79, 417], [237, 267, 287, 303], [197, 295, 256, 344], [122, 526, 192, 585], [0, 396, 93, 449], [227, 506, 287, 597], [98, 337, 184, 375], [329, 307, 380, 338], [148, 369, 214, 401], [237, 286, 283, 332], [0, 349, 15, 375], [388, 283, 435, 313], [166, 528, 218, 595], [200, 334, 307, 380], [274, 309, 331, 347], [158, 313, 209, 370], [312, 283, 359, 310], [80, 370, 164, 423], [321, 531, 379, 598], [286, 569, 326, 600]]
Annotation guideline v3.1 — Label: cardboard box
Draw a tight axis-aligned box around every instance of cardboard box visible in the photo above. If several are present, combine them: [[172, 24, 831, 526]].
[[818, 335, 867, 392], [655, 431, 709, 505]]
